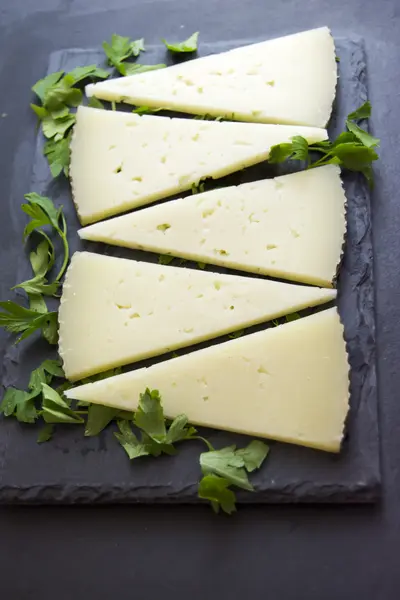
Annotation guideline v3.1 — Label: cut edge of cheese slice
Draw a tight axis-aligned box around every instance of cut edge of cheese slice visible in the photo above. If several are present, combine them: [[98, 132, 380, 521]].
[[69, 106, 327, 224], [66, 307, 350, 453], [58, 251, 336, 381], [79, 165, 346, 288], [86, 27, 337, 128]]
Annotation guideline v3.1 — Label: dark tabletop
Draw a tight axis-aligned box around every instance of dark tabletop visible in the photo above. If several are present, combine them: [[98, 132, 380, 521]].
[[0, 1, 399, 598]]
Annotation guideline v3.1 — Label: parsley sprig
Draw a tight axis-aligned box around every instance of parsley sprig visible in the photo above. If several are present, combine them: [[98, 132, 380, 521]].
[[115, 388, 198, 458], [31, 65, 109, 177], [0, 194, 69, 344], [269, 101, 379, 186], [163, 32, 199, 53], [198, 440, 269, 514], [113, 388, 269, 513], [1, 366, 269, 513], [102, 34, 165, 76]]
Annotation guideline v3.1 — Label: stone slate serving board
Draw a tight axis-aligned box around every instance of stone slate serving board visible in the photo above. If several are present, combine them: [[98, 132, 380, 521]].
[[0, 37, 380, 504]]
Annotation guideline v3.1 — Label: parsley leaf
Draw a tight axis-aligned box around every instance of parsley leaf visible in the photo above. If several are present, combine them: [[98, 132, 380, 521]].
[[122, 63, 166, 76], [235, 440, 270, 472], [87, 97, 105, 109], [37, 423, 54, 443], [102, 34, 151, 76], [114, 420, 153, 459], [165, 414, 197, 444], [200, 445, 254, 491], [131, 38, 145, 56], [41, 112, 76, 141], [134, 388, 167, 441], [198, 440, 269, 514], [291, 135, 309, 162], [268, 102, 379, 186], [22, 193, 69, 282], [347, 101, 371, 121], [229, 329, 245, 339], [163, 32, 199, 53], [268, 142, 294, 164], [0, 359, 63, 424], [32, 65, 108, 177], [158, 254, 174, 265], [132, 106, 163, 115], [85, 404, 120, 437], [43, 134, 71, 177], [198, 474, 237, 514], [115, 389, 197, 459], [0, 387, 38, 423], [63, 65, 109, 86], [0, 301, 58, 343], [103, 34, 136, 69], [41, 383, 84, 424], [32, 71, 64, 103], [286, 312, 300, 323], [191, 181, 206, 194], [345, 121, 379, 148], [29, 239, 55, 277]]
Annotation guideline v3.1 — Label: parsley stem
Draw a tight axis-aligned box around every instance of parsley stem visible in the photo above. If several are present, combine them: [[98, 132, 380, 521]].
[[54, 214, 69, 282], [194, 435, 214, 452], [55, 232, 69, 282]]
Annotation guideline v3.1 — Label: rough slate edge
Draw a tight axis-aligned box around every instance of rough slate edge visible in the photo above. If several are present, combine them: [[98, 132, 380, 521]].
[[0, 37, 380, 505]]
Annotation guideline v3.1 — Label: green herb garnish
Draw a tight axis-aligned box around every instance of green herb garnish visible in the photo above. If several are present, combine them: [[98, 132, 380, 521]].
[[31, 66, 109, 177], [115, 388, 197, 458], [163, 32, 199, 53], [198, 440, 269, 514], [269, 101, 379, 186], [102, 34, 165, 76]]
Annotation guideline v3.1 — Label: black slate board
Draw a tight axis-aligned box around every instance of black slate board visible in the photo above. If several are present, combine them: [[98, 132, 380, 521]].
[[0, 37, 380, 504]]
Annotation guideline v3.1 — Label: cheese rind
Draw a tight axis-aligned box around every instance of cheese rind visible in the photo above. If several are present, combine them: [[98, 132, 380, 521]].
[[58, 251, 336, 380], [70, 106, 327, 224], [79, 165, 346, 287], [86, 27, 337, 128], [66, 308, 349, 453]]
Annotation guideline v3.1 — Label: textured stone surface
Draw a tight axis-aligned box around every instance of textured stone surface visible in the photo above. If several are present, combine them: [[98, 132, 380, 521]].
[[0, 38, 379, 504]]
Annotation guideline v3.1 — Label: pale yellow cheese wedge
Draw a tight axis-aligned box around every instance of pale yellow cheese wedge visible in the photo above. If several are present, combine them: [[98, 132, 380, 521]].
[[69, 106, 327, 224], [86, 27, 337, 128], [58, 251, 336, 381], [79, 165, 346, 287], [66, 308, 349, 453]]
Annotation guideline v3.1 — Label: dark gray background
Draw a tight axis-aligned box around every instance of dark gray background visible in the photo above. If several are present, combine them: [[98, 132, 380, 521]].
[[0, 0, 399, 598]]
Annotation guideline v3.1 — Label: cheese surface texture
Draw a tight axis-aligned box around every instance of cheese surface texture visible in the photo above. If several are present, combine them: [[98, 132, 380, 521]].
[[58, 251, 336, 381], [66, 308, 349, 452], [70, 106, 327, 224], [79, 165, 346, 287], [86, 27, 336, 128]]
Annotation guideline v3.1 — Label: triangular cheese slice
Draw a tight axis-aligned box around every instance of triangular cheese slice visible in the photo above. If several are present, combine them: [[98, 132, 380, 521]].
[[86, 27, 336, 128], [70, 106, 327, 224], [66, 308, 349, 452], [59, 251, 336, 381], [79, 165, 346, 287]]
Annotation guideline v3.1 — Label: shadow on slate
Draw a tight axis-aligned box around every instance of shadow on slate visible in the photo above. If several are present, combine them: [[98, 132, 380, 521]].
[[0, 37, 380, 504]]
